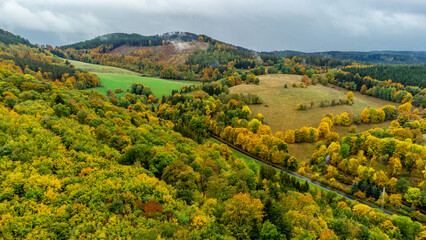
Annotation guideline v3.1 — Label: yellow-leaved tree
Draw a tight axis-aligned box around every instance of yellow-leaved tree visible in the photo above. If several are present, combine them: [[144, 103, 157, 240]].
[[222, 193, 264, 239]]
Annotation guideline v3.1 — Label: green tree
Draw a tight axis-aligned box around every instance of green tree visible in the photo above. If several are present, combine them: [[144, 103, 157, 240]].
[[150, 151, 176, 177], [119, 144, 152, 165], [249, 119, 262, 133], [260, 220, 282, 240], [392, 216, 421, 240], [404, 187, 422, 207]]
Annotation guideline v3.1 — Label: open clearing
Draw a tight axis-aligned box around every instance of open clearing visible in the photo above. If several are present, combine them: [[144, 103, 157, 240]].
[[68, 59, 199, 97], [230, 74, 400, 134], [90, 73, 197, 97], [68, 59, 139, 75]]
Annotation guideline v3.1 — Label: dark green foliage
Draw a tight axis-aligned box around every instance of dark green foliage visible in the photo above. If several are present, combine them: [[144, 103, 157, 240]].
[[392, 216, 422, 240], [4, 97, 17, 108], [0, 29, 33, 46], [119, 144, 152, 165], [108, 199, 124, 214], [264, 200, 292, 239], [331, 218, 350, 239], [187, 43, 255, 69], [61, 32, 199, 50], [62, 33, 163, 50], [259, 165, 276, 181], [266, 50, 426, 65], [53, 103, 71, 118], [260, 220, 282, 240], [351, 182, 359, 194], [343, 65, 426, 88], [279, 171, 309, 193], [130, 83, 153, 97], [334, 68, 426, 107], [217, 92, 263, 105], [149, 151, 176, 177], [396, 178, 409, 193], [339, 143, 350, 158]]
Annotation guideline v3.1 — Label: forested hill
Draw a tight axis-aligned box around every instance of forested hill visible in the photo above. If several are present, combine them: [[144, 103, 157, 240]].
[[265, 50, 426, 64], [60, 32, 201, 50], [53, 32, 264, 80], [0, 33, 100, 89], [0, 29, 34, 46]]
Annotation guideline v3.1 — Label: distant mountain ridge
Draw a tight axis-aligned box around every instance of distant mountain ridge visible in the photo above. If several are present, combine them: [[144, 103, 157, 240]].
[[2, 28, 426, 65], [264, 50, 426, 64]]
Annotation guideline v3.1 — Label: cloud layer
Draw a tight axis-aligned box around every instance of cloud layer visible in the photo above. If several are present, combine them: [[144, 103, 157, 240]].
[[1, 0, 426, 51]]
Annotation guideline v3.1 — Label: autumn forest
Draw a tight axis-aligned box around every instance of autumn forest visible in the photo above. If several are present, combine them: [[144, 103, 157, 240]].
[[0, 26, 425, 240]]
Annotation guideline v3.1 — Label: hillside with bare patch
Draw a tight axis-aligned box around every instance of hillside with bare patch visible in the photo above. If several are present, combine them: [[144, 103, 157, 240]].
[[109, 41, 209, 66]]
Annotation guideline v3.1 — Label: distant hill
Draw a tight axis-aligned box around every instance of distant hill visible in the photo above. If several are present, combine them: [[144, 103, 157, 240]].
[[264, 50, 426, 64], [59, 32, 257, 67], [61, 32, 200, 50], [0, 29, 33, 46]]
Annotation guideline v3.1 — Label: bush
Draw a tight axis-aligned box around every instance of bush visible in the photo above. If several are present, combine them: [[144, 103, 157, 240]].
[[296, 104, 307, 110]]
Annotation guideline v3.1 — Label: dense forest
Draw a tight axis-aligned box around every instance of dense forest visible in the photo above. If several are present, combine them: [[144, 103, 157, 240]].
[[1, 29, 426, 239], [266, 50, 426, 64], [2, 46, 425, 239], [331, 68, 426, 108], [342, 65, 426, 88]]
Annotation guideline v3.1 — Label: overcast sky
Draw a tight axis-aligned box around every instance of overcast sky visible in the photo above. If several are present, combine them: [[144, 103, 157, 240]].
[[1, 0, 426, 52]]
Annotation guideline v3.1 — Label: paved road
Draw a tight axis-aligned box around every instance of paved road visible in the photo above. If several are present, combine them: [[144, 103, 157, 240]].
[[211, 136, 395, 216]]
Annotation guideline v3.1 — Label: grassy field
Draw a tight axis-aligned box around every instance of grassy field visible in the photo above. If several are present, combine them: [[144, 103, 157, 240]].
[[68, 59, 139, 75], [67, 59, 199, 97], [230, 74, 400, 134], [90, 73, 197, 97]]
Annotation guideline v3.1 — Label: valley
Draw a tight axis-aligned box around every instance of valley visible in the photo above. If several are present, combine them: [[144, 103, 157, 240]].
[[0, 26, 425, 239]]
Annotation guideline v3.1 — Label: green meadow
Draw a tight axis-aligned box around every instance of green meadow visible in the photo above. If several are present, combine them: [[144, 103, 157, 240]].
[[90, 73, 198, 97], [68, 59, 199, 97]]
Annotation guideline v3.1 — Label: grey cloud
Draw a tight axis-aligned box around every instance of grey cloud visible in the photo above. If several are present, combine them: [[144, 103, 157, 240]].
[[1, 0, 426, 51]]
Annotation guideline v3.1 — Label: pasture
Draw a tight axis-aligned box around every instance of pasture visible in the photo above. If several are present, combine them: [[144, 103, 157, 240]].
[[68, 59, 199, 97], [67, 59, 139, 75], [90, 73, 197, 97], [230, 74, 400, 135]]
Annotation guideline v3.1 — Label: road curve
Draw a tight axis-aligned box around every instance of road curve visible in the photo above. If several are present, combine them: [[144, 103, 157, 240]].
[[210, 135, 395, 216]]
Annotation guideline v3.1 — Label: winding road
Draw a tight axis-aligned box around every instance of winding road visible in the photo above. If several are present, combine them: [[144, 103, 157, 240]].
[[211, 135, 395, 216]]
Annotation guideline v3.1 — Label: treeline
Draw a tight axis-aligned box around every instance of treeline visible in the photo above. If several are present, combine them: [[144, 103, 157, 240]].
[[332, 69, 426, 107], [61, 33, 164, 50], [186, 42, 256, 69], [284, 116, 338, 144], [302, 56, 353, 68], [343, 65, 426, 88], [266, 50, 426, 64]]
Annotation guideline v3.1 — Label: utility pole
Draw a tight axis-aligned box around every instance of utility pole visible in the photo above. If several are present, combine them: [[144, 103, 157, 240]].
[[381, 187, 386, 211]]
